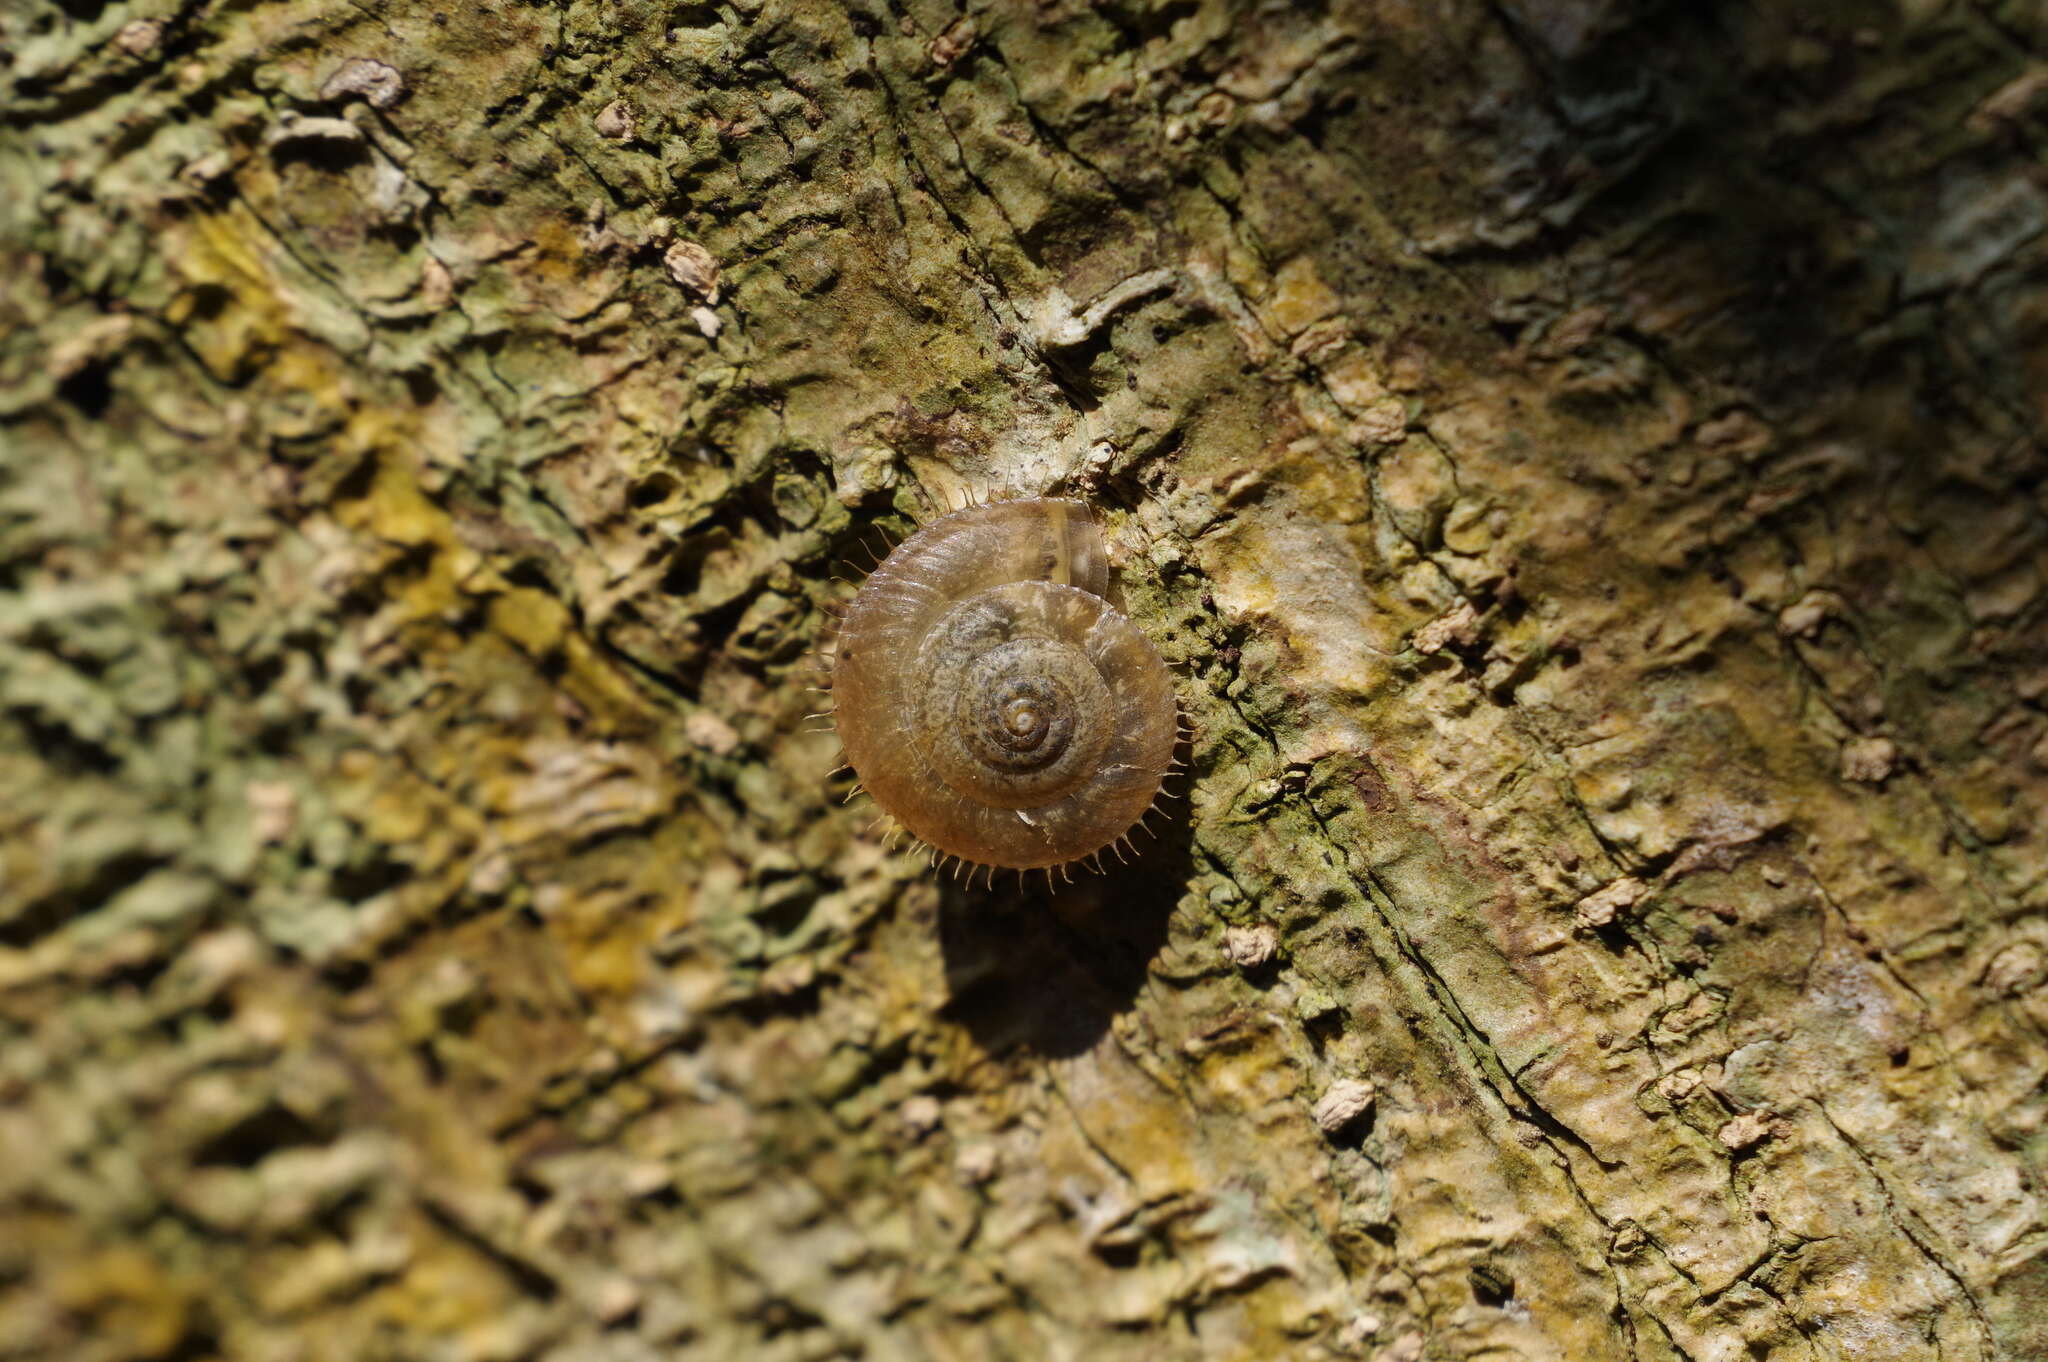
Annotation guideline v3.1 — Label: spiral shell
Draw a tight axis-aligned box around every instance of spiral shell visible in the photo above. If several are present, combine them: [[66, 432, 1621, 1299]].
[[831, 499, 1177, 872]]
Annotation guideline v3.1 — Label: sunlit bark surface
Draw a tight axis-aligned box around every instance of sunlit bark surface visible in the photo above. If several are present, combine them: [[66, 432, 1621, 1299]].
[[5, 2, 2048, 1359]]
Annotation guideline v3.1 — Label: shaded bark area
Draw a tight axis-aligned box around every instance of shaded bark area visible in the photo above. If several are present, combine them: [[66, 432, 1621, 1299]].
[[4, 1, 2048, 1359]]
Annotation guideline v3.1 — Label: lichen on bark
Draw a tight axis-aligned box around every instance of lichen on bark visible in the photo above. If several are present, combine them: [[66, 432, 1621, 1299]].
[[4, 2, 2048, 1360]]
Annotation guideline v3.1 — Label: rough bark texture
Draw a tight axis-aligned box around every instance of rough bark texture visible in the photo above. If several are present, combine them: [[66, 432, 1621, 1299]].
[[5, 2, 2048, 1360]]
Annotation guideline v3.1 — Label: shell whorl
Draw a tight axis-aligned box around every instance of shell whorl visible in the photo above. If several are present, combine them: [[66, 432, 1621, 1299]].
[[831, 499, 1176, 872]]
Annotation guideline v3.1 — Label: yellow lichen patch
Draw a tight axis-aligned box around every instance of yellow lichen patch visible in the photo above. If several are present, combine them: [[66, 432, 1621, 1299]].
[[164, 205, 307, 383], [49, 1246, 202, 1360], [539, 867, 682, 1010], [1267, 255, 1342, 336], [331, 747, 486, 893], [488, 586, 572, 660], [365, 1223, 535, 1360]]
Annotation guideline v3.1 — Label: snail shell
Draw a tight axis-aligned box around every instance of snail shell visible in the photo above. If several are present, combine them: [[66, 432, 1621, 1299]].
[[831, 499, 1176, 872]]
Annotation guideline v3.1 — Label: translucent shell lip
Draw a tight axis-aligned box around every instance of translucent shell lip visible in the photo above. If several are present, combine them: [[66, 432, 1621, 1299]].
[[830, 499, 1177, 872]]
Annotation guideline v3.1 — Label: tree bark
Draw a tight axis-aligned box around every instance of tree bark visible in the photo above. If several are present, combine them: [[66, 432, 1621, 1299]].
[[4, 1, 2048, 1359]]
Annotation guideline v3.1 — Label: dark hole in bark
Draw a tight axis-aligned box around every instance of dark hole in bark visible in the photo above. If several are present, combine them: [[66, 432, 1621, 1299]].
[[192, 1102, 326, 1168], [1471, 1263, 1516, 1308], [56, 358, 114, 418]]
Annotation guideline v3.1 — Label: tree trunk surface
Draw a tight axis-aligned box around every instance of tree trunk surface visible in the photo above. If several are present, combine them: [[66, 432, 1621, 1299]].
[[5, 2, 2048, 1359]]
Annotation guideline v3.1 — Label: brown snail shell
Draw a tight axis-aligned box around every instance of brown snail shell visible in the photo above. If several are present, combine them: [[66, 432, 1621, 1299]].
[[831, 498, 1176, 873]]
